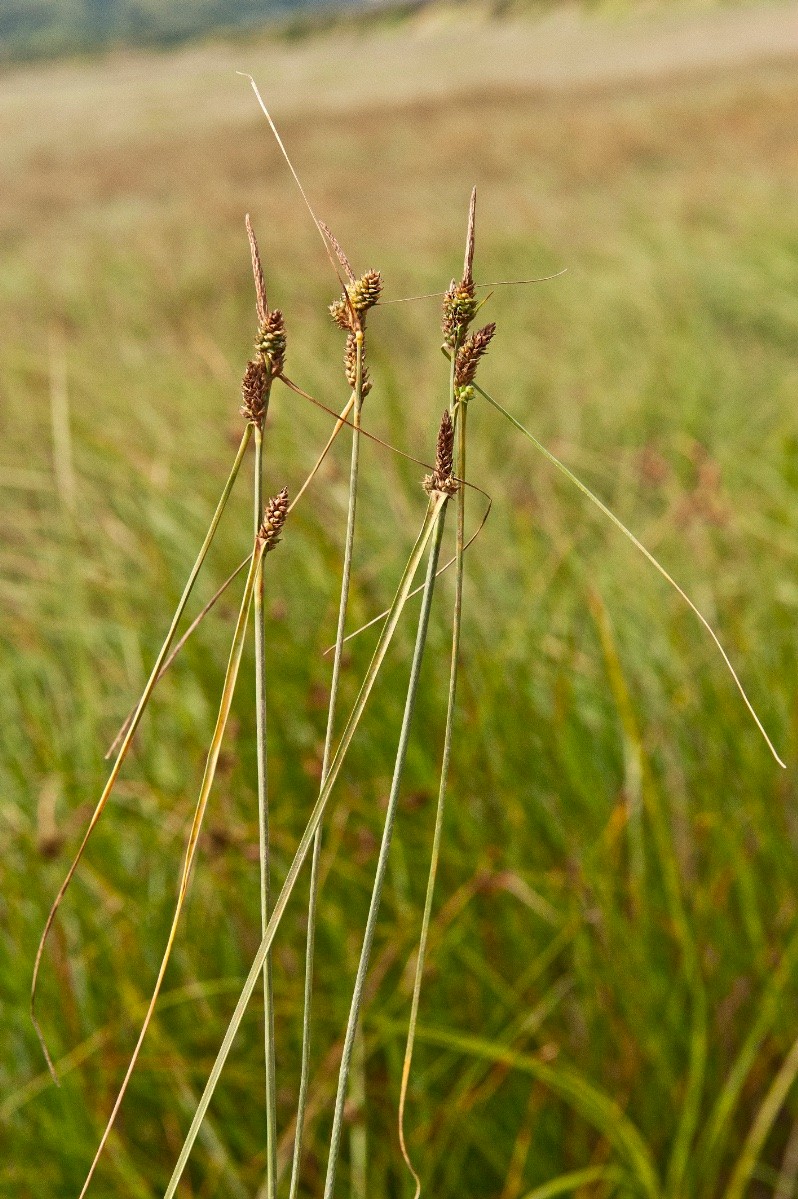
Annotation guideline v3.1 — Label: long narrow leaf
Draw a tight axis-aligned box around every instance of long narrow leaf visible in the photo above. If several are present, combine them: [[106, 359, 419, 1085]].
[[384, 1020, 661, 1199], [32, 426, 252, 1077], [475, 382, 785, 769]]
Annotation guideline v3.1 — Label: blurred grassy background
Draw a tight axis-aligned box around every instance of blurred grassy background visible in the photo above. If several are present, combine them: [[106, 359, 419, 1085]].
[[2, 3, 798, 1196]]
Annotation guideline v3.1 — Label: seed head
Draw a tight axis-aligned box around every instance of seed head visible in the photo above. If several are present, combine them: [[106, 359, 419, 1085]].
[[241, 358, 268, 426], [258, 486, 289, 552], [424, 410, 459, 497], [350, 269, 382, 314], [344, 331, 372, 397], [255, 309, 287, 378], [454, 322, 496, 389], [329, 296, 351, 330], [442, 279, 478, 349], [329, 270, 383, 333]]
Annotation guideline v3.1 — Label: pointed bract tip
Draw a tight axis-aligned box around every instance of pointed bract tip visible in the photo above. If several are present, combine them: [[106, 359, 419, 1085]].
[[246, 214, 268, 326], [463, 187, 477, 286]]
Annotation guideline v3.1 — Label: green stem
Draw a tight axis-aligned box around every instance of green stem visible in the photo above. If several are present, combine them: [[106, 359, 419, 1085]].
[[254, 406, 277, 1199], [323, 502, 449, 1199], [162, 494, 447, 1199], [290, 359, 364, 1198], [32, 425, 252, 1078], [398, 397, 466, 1198]]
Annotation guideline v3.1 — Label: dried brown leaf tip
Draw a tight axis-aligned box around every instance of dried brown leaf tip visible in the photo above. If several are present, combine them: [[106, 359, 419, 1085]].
[[424, 410, 459, 497], [258, 486, 289, 552], [325, 228, 382, 393], [442, 187, 479, 350], [241, 357, 269, 426], [320, 221, 356, 285], [246, 213, 268, 326], [455, 323, 496, 390], [463, 185, 476, 287], [246, 216, 287, 386]]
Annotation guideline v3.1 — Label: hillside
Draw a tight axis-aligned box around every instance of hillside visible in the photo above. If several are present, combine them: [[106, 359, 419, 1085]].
[[0, 0, 350, 61]]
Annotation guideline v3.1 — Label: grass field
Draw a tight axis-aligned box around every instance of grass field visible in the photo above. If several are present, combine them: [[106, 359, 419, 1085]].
[[2, 5, 798, 1196]]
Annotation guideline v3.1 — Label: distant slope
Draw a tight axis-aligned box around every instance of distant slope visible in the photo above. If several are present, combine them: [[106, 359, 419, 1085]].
[[0, 0, 365, 62]]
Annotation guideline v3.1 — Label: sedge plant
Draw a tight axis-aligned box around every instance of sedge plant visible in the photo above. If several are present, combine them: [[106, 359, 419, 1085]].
[[32, 86, 790, 1197]]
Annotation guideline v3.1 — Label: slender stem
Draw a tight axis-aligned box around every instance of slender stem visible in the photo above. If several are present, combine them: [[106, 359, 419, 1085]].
[[163, 495, 447, 1199], [323, 504, 448, 1199], [32, 425, 252, 1077], [254, 407, 277, 1199], [349, 1023, 368, 1199], [398, 398, 467, 1198], [290, 343, 364, 1199], [105, 556, 252, 760], [78, 532, 268, 1199]]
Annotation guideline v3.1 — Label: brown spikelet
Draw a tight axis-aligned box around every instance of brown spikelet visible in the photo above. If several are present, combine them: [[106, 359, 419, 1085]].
[[255, 309, 287, 378], [329, 296, 352, 331], [258, 486, 289, 552], [441, 279, 477, 350], [241, 358, 268, 425], [424, 410, 458, 497], [454, 322, 496, 388], [344, 332, 372, 397], [330, 270, 383, 334], [246, 214, 268, 326]]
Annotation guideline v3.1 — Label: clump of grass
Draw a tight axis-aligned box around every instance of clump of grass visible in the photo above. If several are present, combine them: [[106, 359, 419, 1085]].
[[27, 89, 791, 1199]]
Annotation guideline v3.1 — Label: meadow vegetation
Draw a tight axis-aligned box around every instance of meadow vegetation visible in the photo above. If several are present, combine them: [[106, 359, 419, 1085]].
[[2, 21, 798, 1198]]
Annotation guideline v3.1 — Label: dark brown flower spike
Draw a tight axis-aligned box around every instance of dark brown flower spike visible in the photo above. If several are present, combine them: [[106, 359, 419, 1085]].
[[241, 358, 269, 425], [424, 410, 459, 497], [258, 486, 289, 552], [454, 322, 496, 389]]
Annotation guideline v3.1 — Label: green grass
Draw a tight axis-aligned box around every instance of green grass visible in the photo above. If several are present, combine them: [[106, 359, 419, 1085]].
[[2, 35, 798, 1199]]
